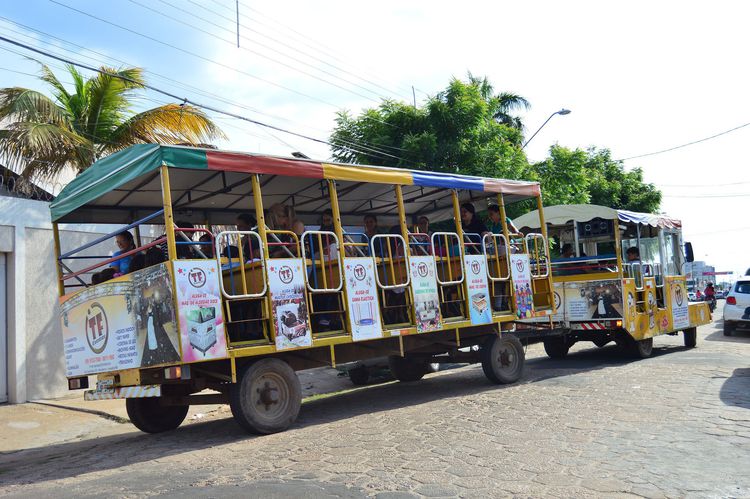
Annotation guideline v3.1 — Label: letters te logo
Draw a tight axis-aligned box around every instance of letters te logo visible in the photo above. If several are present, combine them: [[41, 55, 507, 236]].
[[279, 265, 294, 284], [85, 303, 109, 354], [354, 264, 366, 281], [417, 262, 428, 278], [189, 268, 207, 288], [471, 261, 480, 275]]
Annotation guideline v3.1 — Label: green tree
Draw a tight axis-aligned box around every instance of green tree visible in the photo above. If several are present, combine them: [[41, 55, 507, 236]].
[[533, 146, 661, 213], [0, 64, 225, 181], [330, 75, 530, 180]]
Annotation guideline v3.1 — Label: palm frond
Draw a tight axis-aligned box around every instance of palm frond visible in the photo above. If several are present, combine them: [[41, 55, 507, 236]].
[[105, 103, 226, 153], [0, 87, 69, 125], [38, 63, 70, 103]]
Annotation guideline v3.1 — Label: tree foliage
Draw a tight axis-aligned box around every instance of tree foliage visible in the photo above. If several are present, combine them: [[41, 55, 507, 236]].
[[0, 64, 225, 182], [332, 75, 661, 214]]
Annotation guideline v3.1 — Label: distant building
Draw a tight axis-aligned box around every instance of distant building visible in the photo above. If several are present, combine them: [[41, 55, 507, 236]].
[[685, 261, 716, 288]]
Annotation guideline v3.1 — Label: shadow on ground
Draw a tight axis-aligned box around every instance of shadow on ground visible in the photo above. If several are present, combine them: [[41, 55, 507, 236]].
[[720, 368, 750, 410], [0, 339, 696, 487]]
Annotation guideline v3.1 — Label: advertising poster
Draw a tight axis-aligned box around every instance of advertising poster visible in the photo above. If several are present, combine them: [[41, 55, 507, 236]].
[[509, 254, 534, 319], [562, 279, 623, 321], [552, 281, 565, 321], [670, 280, 690, 330], [60, 278, 138, 377], [622, 280, 638, 333], [343, 257, 383, 341], [267, 258, 312, 350], [131, 263, 181, 367], [174, 260, 228, 362], [464, 254, 492, 325], [409, 255, 443, 333]]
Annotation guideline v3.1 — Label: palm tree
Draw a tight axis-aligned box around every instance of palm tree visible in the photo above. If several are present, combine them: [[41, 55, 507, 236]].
[[466, 73, 530, 131], [0, 64, 225, 181]]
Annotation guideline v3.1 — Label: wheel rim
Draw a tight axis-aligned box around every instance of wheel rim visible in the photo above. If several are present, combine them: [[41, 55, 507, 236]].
[[249, 371, 291, 424], [496, 341, 519, 373]]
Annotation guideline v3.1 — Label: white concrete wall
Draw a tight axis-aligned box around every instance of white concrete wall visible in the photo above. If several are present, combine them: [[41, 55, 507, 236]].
[[0, 196, 159, 403]]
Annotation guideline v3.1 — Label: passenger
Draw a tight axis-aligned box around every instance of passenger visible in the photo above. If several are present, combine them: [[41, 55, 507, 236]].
[[560, 244, 575, 259], [626, 247, 641, 263], [460, 203, 487, 254], [91, 267, 117, 285], [174, 221, 196, 259], [267, 204, 296, 257], [487, 204, 520, 235], [318, 209, 335, 233], [235, 213, 260, 260], [110, 230, 136, 274], [363, 214, 384, 257], [198, 233, 214, 258], [417, 216, 430, 235]]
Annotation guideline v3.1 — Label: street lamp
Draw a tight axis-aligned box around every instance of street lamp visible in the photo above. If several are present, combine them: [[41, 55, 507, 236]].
[[521, 108, 571, 149]]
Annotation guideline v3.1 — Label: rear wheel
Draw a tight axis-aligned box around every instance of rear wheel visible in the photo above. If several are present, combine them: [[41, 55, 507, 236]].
[[724, 321, 734, 336], [543, 337, 570, 359], [229, 358, 301, 434], [388, 355, 428, 382], [126, 397, 188, 434], [631, 337, 653, 358], [481, 335, 525, 384], [684, 327, 697, 348]]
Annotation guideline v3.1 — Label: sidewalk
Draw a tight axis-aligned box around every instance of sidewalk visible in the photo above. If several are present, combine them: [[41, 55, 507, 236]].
[[0, 367, 355, 454]]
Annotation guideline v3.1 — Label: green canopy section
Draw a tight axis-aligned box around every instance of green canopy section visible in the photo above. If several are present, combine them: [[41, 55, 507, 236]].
[[50, 144, 209, 222]]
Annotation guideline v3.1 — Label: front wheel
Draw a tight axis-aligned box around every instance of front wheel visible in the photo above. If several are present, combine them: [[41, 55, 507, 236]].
[[684, 327, 697, 348], [631, 337, 653, 358], [229, 358, 301, 434], [481, 335, 525, 384], [126, 397, 189, 434]]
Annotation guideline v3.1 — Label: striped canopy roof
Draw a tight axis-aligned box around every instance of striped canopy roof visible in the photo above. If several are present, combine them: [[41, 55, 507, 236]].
[[51, 144, 541, 224]]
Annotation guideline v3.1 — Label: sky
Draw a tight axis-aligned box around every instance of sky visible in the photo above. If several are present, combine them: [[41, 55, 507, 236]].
[[1, 0, 748, 279]]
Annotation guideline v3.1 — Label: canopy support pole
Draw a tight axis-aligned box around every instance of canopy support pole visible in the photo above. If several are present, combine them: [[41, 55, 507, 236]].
[[53, 223, 65, 297], [160, 165, 177, 260]]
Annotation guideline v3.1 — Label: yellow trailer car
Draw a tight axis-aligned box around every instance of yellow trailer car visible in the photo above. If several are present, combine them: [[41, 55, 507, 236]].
[[513, 204, 711, 359], [52, 144, 554, 434]]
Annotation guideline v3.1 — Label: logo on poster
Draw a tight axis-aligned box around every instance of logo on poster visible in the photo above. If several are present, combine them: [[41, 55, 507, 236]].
[[85, 303, 109, 354], [279, 265, 294, 284], [553, 291, 561, 311], [515, 259, 525, 273], [188, 268, 207, 288], [674, 285, 684, 306], [417, 262, 428, 277], [354, 264, 366, 280], [471, 260, 480, 275]]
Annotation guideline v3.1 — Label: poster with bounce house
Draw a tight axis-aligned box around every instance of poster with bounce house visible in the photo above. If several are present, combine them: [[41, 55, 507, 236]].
[[173, 260, 228, 362], [463, 254, 492, 325], [509, 254, 534, 319], [267, 259, 312, 350], [343, 258, 383, 341]]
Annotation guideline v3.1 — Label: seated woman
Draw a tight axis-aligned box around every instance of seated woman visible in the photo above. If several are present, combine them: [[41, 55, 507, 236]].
[[267, 203, 298, 258], [110, 230, 136, 274]]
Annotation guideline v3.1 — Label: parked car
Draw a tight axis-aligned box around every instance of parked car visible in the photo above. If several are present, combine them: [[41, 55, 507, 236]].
[[723, 279, 750, 335], [688, 291, 698, 302], [715, 290, 727, 300]]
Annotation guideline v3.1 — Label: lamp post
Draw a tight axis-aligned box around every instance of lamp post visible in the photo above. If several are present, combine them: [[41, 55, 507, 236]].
[[521, 108, 571, 150]]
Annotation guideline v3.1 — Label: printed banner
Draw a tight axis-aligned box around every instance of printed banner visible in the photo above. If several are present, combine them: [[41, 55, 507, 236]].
[[464, 254, 492, 325], [174, 260, 228, 362], [670, 280, 690, 329], [60, 262, 181, 377], [267, 258, 312, 350], [509, 254, 534, 319], [343, 257, 383, 341], [562, 279, 623, 321], [409, 255, 443, 333], [131, 263, 181, 368], [61, 279, 137, 377]]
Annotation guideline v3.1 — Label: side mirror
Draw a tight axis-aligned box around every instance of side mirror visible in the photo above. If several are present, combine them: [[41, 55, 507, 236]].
[[684, 242, 694, 263]]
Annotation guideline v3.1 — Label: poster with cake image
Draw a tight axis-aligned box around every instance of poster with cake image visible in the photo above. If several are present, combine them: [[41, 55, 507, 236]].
[[173, 260, 227, 362], [131, 263, 181, 367], [510, 254, 534, 319], [267, 259, 312, 350], [464, 254, 492, 325], [409, 255, 443, 333], [343, 257, 383, 341]]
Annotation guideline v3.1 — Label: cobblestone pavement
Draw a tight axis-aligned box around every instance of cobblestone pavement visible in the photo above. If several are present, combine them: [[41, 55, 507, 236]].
[[2, 308, 749, 498]]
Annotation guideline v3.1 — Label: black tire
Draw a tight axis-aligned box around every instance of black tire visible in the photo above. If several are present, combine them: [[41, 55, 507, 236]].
[[229, 358, 301, 434], [684, 327, 697, 348], [481, 334, 525, 384], [427, 362, 441, 373], [126, 397, 189, 434], [348, 366, 370, 386], [631, 337, 653, 358], [543, 337, 570, 359], [724, 321, 734, 336], [388, 355, 427, 382]]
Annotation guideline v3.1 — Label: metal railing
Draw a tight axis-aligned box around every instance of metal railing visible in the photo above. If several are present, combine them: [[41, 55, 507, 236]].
[[370, 234, 410, 290], [215, 230, 267, 299], [525, 233, 549, 278], [301, 230, 343, 293], [482, 233, 510, 282], [431, 232, 463, 285]]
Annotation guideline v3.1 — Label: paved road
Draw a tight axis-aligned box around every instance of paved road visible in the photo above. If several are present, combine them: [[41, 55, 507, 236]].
[[2, 306, 749, 498]]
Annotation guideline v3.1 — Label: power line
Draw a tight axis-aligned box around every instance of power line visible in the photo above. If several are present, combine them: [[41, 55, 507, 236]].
[[617, 121, 750, 161], [657, 180, 750, 188], [0, 34, 405, 162], [0, 17, 409, 160]]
